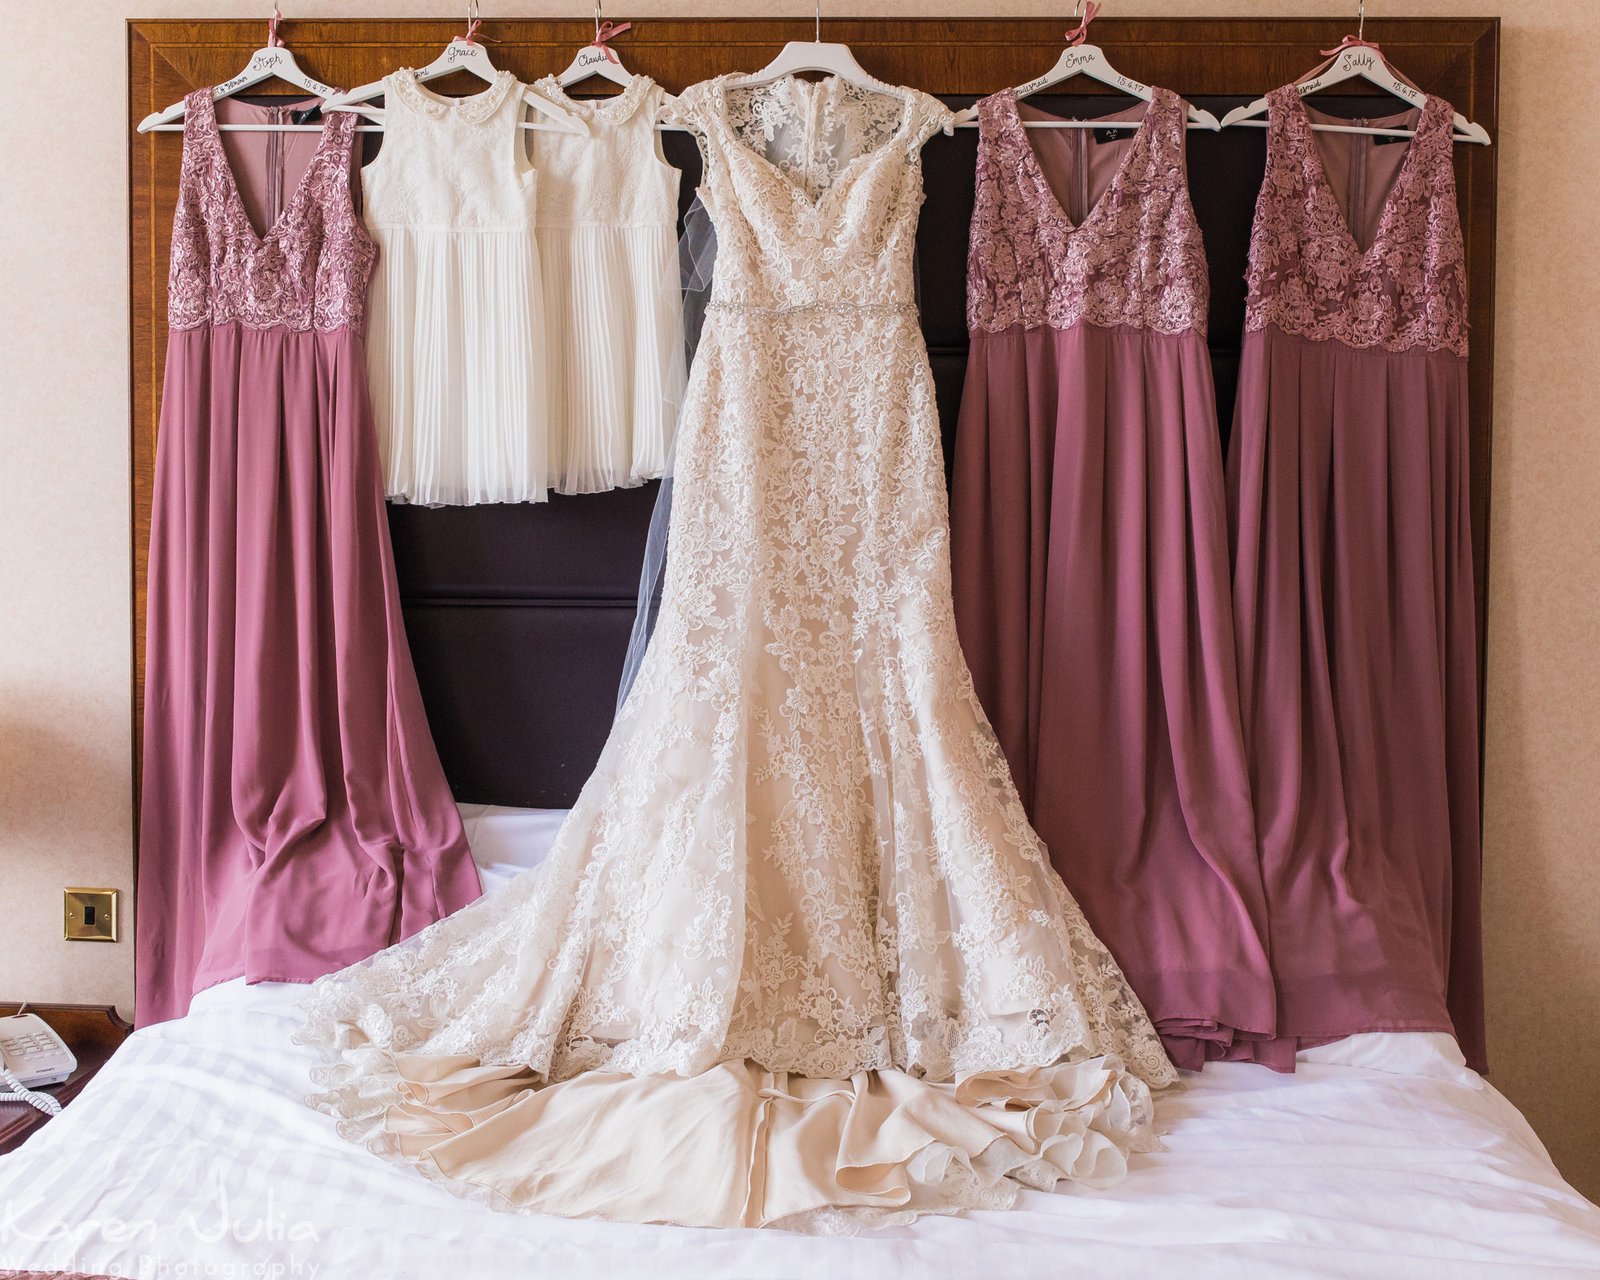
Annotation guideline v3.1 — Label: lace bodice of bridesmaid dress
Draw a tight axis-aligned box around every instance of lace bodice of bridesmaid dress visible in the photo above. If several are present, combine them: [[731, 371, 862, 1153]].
[[168, 91, 375, 334], [364, 68, 537, 233], [966, 87, 1209, 337], [1243, 86, 1468, 357]]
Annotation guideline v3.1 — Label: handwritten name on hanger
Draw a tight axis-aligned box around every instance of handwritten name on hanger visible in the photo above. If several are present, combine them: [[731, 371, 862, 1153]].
[[574, 47, 612, 70], [1017, 50, 1148, 100], [1297, 48, 1423, 105], [214, 48, 336, 100]]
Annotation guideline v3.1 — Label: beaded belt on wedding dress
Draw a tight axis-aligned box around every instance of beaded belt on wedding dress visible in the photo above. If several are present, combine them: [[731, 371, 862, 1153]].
[[707, 300, 920, 317]]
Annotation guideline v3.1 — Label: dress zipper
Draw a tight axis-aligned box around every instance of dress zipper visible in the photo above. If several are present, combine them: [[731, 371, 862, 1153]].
[[1078, 132, 1090, 226], [1349, 119, 1368, 249], [266, 105, 286, 230]]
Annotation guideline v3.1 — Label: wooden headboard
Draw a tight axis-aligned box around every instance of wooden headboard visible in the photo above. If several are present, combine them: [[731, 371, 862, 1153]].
[[128, 16, 1500, 813]]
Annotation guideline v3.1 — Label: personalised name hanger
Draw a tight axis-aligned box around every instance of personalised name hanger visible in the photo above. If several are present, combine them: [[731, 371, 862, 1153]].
[[322, 2, 588, 136], [1221, 0, 1491, 145], [951, 3, 1221, 132], [137, 5, 346, 134]]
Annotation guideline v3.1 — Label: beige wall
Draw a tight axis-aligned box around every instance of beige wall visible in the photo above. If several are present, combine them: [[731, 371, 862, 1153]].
[[2, 0, 1595, 1201]]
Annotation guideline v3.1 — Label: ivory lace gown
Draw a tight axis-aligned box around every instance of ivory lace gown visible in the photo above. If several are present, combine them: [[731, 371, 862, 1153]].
[[297, 73, 1175, 1231]]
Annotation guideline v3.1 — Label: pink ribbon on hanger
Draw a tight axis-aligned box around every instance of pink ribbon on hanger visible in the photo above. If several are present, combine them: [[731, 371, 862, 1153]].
[[1065, 2, 1102, 48], [267, 5, 284, 48], [1319, 33, 1383, 57], [589, 20, 633, 62], [463, 17, 483, 44]]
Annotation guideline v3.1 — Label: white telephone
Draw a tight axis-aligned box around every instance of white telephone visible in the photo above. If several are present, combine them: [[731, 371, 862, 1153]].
[[0, 1011, 76, 1116]]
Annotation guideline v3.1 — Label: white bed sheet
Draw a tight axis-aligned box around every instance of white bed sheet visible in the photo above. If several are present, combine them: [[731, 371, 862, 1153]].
[[3, 805, 1599, 1280]]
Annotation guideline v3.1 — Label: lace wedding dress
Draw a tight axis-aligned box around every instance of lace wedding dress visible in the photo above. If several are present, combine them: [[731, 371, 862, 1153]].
[[297, 73, 1176, 1232]]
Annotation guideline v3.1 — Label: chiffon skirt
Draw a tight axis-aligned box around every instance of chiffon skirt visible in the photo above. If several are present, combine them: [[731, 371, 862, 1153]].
[[136, 323, 482, 1026], [367, 227, 549, 506], [953, 321, 1281, 1070], [1227, 324, 1485, 1070], [537, 222, 686, 494]]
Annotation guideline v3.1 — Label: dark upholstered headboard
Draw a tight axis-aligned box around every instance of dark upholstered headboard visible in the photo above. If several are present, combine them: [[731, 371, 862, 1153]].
[[131, 20, 1500, 812]]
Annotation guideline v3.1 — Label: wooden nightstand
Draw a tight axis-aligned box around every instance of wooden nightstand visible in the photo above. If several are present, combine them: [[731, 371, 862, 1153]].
[[0, 1002, 132, 1154]]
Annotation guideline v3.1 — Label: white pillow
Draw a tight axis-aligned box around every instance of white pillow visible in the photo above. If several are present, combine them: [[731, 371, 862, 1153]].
[[1297, 1031, 1478, 1082]]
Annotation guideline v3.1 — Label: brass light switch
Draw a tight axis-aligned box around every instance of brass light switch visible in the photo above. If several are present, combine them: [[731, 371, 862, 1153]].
[[64, 888, 119, 942]]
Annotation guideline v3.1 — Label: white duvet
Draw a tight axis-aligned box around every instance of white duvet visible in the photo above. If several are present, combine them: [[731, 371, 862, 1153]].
[[2, 806, 1598, 1279]]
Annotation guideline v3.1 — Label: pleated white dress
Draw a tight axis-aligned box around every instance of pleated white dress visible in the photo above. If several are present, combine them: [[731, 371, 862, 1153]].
[[527, 75, 686, 492], [364, 68, 549, 506]]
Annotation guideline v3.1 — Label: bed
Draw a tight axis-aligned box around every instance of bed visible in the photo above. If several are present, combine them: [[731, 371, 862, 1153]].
[[3, 806, 1598, 1280]]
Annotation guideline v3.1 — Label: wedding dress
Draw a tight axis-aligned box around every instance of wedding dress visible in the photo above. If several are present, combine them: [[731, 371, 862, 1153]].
[[296, 72, 1176, 1232]]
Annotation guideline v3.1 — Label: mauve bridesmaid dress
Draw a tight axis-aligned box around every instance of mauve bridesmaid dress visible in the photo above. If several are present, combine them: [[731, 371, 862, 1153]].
[[136, 93, 482, 1026], [1227, 88, 1485, 1070], [952, 89, 1281, 1070]]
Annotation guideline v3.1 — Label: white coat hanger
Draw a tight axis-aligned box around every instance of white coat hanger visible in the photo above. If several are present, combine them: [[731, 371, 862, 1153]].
[[544, 5, 685, 132], [137, 5, 342, 133], [1221, 0, 1491, 145], [554, 2, 636, 89], [952, 2, 1221, 132], [728, 1, 927, 110], [731, 1, 883, 91], [323, 2, 588, 136]]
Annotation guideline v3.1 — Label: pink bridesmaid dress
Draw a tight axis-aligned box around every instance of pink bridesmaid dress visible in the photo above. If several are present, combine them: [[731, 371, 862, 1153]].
[[136, 92, 482, 1025], [952, 88, 1281, 1070], [1227, 88, 1485, 1069]]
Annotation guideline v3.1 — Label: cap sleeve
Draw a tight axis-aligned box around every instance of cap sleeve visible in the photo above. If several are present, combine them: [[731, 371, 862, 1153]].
[[906, 88, 955, 149], [662, 77, 716, 135]]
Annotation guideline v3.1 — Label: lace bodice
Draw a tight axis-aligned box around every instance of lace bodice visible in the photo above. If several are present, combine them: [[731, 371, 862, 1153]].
[[966, 87, 1208, 337], [168, 91, 375, 334], [666, 75, 953, 313], [720, 75, 911, 201], [1244, 87, 1468, 357], [363, 69, 537, 232], [526, 76, 678, 228]]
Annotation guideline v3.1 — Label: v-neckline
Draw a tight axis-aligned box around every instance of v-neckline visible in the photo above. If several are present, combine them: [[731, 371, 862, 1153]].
[[711, 74, 915, 213], [1000, 89, 1156, 237], [1287, 90, 1439, 263], [198, 92, 341, 249]]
